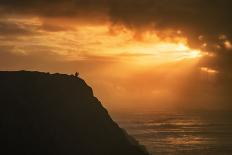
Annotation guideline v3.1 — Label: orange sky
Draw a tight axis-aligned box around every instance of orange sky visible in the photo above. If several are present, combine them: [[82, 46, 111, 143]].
[[0, 1, 232, 112], [0, 16, 219, 111]]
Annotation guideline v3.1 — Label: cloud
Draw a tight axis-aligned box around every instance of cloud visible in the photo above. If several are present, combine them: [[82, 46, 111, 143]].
[[0, 0, 231, 39], [0, 0, 108, 19], [0, 0, 231, 60], [0, 0, 231, 56], [0, 20, 39, 36]]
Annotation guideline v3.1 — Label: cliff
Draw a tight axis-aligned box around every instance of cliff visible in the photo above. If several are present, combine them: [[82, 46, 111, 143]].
[[0, 71, 148, 155]]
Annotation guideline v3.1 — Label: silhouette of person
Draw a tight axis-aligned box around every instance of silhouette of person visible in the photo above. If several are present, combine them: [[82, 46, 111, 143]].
[[75, 72, 79, 77]]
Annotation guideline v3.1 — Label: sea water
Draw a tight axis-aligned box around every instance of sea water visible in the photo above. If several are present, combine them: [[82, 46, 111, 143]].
[[112, 110, 232, 155]]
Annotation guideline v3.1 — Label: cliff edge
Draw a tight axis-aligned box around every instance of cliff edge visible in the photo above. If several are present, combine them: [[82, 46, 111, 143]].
[[0, 71, 148, 155]]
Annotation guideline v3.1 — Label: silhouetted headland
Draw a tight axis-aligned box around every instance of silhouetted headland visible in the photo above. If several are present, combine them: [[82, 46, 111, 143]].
[[0, 71, 149, 155]]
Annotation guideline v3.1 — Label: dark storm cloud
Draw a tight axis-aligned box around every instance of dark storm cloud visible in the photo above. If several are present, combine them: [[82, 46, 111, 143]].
[[0, 0, 231, 39], [0, 0, 108, 18], [108, 0, 232, 31]]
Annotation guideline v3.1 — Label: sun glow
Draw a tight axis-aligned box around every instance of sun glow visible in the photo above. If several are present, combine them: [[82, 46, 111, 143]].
[[201, 67, 219, 74], [118, 42, 202, 65], [52, 24, 203, 64], [0, 17, 210, 112], [0, 17, 203, 66]]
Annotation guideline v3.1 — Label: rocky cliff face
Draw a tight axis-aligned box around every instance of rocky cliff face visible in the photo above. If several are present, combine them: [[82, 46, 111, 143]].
[[0, 71, 148, 155]]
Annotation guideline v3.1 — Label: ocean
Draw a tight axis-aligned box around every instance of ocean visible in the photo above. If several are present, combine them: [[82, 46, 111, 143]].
[[112, 110, 232, 155]]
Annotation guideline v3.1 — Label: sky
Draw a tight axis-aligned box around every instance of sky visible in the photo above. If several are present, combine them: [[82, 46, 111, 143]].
[[0, 0, 232, 112]]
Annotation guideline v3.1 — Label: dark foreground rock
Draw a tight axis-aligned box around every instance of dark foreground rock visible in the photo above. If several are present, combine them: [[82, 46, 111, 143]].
[[0, 71, 149, 155]]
